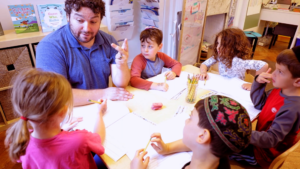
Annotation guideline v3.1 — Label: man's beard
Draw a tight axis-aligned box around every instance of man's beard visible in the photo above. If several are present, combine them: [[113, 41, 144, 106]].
[[69, 23, 95, 43]]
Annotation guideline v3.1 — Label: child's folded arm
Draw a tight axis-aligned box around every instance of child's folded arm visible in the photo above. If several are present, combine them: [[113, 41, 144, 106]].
[[130, 76, 153, 90], [250, 108, 300, 148], [250, 76, 272, 110], [243, 59, 268, 72], [130, 56, 153, 90], [158, 52, 182, 76]]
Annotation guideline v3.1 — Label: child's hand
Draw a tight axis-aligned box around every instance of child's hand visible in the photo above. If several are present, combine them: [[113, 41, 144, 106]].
[[130, 149, 150, 169], [61, 117, 83, 131], [159, 83, 169, 92], [165, 71, 176, 80], [256, 68, 272, 84], [98, 99, 107, 116], [150, 133, 169, 155], [199, 72, 208, 81], [242, 83, 252, 91]]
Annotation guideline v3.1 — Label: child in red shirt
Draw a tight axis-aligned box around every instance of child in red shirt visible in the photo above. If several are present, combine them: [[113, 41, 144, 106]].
[[230, 46, 300, 167], [5, 69, 107, 169], [130, 27, 182, 91]]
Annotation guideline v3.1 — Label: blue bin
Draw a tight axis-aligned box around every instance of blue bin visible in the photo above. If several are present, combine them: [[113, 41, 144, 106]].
[[296, 38, 300, 47]]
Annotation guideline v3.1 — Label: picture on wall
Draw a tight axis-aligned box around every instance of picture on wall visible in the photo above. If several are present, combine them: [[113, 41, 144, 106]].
[[8, 4, 39, 34]]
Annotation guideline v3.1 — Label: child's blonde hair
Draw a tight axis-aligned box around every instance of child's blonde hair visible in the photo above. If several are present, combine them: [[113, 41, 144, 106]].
[[213, 28, 252, 69], [5, 68, 73, 162]]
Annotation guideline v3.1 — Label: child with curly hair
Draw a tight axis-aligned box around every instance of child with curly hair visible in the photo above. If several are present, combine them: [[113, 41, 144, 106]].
[[199, 28, 268, 90]]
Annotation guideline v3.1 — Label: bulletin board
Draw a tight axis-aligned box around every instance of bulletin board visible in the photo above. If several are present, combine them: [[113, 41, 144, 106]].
[[177, 0, 208, 66], [244, 0, 262, 30]]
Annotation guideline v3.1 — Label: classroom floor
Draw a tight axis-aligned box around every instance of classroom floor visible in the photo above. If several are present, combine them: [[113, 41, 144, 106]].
[[0, 41, 293, 169]]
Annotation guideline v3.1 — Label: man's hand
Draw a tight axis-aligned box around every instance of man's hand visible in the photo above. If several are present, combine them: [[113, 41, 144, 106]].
[[103, 87, 133, 101], [111, 39, 128, 67], [130, 149, 150, 169], [256, 68, 272, 84], [165, 71, 176, 80]]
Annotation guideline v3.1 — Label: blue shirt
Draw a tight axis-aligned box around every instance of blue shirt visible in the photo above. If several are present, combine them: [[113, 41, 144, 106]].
[[36, 23, 118, 89]]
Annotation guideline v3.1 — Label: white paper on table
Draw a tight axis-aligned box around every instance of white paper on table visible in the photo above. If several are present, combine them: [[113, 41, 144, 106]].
[[106, 113, 156, 157], [197, 73, 252, 104], [126, 113, 192, 169], [147, 72, 190, 100], [102, 132, 127, 161], [72, 100, 130, 131]]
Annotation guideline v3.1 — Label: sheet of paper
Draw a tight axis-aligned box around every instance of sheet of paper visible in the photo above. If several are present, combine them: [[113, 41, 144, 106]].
[[106, 113, 155, 155], [126, 113, 192, 169], [72, 100, 130, 131], [147, 72, 190, 100], [197, 73, 252, 104], [102, 132, 127, 161]]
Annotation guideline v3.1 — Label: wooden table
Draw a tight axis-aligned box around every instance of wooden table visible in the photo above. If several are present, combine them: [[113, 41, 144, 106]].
[[90, 65, 261, 169], [101, 65, 202, 169]]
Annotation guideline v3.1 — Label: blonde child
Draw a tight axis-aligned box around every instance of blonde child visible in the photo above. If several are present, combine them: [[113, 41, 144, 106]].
[[5, 69, 107, 169], [130, 27, 182, 91], [130, 95, 252, 169], [199, 28, 268, 91]]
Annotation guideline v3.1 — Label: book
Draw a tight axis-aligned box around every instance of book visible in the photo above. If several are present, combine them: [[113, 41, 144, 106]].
[[37, 4, 67, 33], [8, 4, 39, 34]]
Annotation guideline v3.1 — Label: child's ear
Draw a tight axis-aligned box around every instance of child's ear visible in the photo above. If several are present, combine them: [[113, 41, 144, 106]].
[[294, 78, 300, 87], [58, 105, 68, 117], [158, 43, 163, 50], [196, 129, 211, 144], [67, 15, 70, 22]]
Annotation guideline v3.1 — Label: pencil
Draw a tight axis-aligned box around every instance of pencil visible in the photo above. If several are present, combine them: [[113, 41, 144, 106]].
[[204, 78, 207, 86], [165, 76, 167, 83], [88, 99, 102, 104], [144, 137, 152, 152]]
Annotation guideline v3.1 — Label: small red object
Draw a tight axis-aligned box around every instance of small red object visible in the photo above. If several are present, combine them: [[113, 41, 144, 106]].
[[151, 103, 163, 110]]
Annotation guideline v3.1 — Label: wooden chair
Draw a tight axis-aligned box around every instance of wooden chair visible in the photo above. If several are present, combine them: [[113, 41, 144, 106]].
[[269, 23, 297, 49], [269, 139, 300, 169]]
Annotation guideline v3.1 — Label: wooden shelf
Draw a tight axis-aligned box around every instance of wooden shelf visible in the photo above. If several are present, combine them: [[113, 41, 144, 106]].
[[0, 25, 109, 49]]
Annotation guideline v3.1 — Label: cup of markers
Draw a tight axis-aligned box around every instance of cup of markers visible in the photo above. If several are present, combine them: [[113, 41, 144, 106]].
[[186, 74, 199, 103]]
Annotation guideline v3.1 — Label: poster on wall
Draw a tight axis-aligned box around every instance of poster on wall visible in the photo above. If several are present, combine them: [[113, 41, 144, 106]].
[[8, 4, 39, 34], [178, 0, 208, 66], [37, 4, 67, 33], [247, 0, 262, 16]]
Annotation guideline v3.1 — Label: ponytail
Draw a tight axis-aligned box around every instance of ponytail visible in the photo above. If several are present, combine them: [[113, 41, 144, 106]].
[[4, 68, 73, 162], [5, 119, 30, 162]]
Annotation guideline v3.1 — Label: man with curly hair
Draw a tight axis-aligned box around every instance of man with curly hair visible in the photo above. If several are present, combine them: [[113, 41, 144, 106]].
[[36, 0, 133, 106]]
